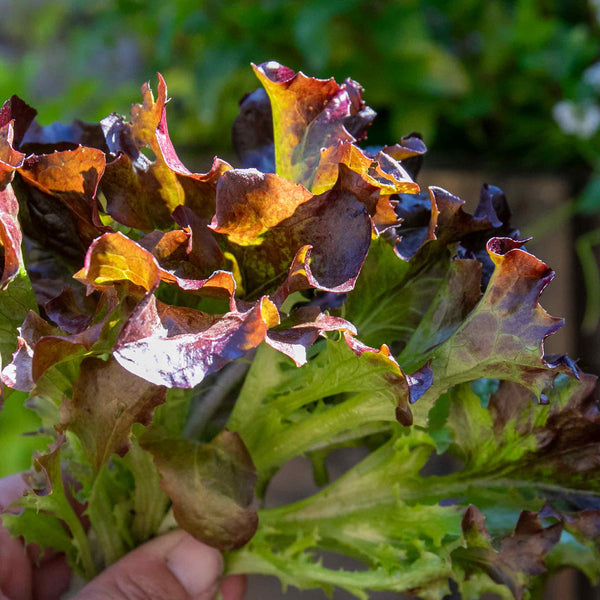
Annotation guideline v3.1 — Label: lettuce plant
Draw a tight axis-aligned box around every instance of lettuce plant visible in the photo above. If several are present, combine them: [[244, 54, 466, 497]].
[[0, 62, 599, 599]]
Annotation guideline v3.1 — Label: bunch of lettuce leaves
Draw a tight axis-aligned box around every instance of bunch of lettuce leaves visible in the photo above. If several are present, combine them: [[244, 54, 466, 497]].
[[0, 61, 599, 599]]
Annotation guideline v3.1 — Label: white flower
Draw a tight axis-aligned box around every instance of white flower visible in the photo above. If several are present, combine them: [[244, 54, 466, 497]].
[[583, 62, 600, 92], [553, 100, 600, 139], [591, 0, 600, 23]]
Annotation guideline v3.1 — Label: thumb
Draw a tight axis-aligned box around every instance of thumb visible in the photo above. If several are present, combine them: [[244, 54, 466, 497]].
[[74, 529, 223, 600]]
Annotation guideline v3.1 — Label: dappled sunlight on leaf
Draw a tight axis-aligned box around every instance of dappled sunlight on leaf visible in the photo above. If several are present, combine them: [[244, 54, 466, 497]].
[[0, 62, 596, 599]]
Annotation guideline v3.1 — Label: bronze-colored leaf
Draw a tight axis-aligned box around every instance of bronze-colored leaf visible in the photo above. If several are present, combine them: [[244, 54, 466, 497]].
[[140, 429, 258, 550], [211, 169, 313, 245], [101, 75, 232, 230], [15, 146, 109, 262], [0, 122, 25, 191], [114, 295, 279, 388], [420, 237, 569, 406], [60, 357, 166, 471], [252, 61, 418, 202], [74, 232, 161, 295], [229, 187, 372, 297]]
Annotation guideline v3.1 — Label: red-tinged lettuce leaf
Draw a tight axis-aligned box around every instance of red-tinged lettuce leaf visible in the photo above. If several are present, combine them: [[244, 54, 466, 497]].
[[251, 61, 357, 185], [430, 186, 498, 246], [232, 74, 377, 174], [423, 375, 600, 516], [139, 226, 235, 297], [74, 232, 161, 296], [211, 169, 313, 245], [170, 205, 224, 275], [1, 303, 116, 393], [452, 506, 562, 600], [140, 428, 258, 550], [252, 62, 418, 201], [485, 374, 600, 491], [0, 185, 38, 368], [344, 186, 521, 365], [382, 133, 427, 179], [100, 74, 231, 230], [0, 96, 37, 148], [113, 294, 279, 388], [30, 335, 92, 384], [395, 186, 499, 261], [216, 177, 372, 297], [417, 238, 568, 409], [0, 122, 25, 190], [44, 285, 97, 334], [1, 310, 56, 392], [450, 184, 521, 288], [59, 357, 166, 472], [265, 306, 356, 367], [229, 372, 599, 599], [13, 146, 109, 262], [77, 231, 236, 301], [332, 162, 404, 233], [312, 140, 419, 199]]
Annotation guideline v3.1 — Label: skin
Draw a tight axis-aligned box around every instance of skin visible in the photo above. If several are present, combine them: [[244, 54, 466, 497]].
[[0, 474, 246, 600]]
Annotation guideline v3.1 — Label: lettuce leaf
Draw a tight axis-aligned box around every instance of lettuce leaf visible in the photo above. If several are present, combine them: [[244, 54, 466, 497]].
[[0, 62, 596, 600]]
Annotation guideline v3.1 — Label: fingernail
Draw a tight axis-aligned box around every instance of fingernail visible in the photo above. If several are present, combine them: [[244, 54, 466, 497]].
[[166, 532, 223, 598]]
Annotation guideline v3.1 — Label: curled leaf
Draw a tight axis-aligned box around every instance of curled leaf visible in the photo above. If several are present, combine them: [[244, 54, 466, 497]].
[[396, 186, 498, 261], [0, 123, 25, 190], [101, 75, 231, 229], [229, 188, 372, 297], [140, 429, 258, 550], [74, 232, 161, 295], [211, 169, 313, 245], [265, 305, 356, 366], [454, 506, 562, 600], [1, 311, 56, 391], [60, 357, 166, 471], [114, 295, 279, 388], [15, 146, 109, 261], [253, 61, 417, 200], [420, 237, 568, 405]]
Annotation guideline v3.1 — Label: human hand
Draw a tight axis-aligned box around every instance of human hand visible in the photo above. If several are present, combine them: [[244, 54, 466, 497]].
[[0, 473, 245, 600]]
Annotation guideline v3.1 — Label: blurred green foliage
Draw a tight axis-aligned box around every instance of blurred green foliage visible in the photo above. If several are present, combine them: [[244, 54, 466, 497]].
[[0, 0, 597, 166], [1, 0, 599, 477], [0, 391, 50, 478]]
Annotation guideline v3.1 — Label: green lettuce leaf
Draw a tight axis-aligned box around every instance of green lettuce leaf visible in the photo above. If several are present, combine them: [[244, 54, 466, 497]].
[[226, 374, 600, 599], [228, 337, 416, 486]]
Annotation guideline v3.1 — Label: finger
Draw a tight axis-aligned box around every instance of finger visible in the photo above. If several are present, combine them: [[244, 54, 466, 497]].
[[32, 554, 72, 600], [0, 473, 29, 510], [73, 529, 223, 600], [221, 574, 247, 600], [0, 473, 61, 565], [0, 474, 32, 600]]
